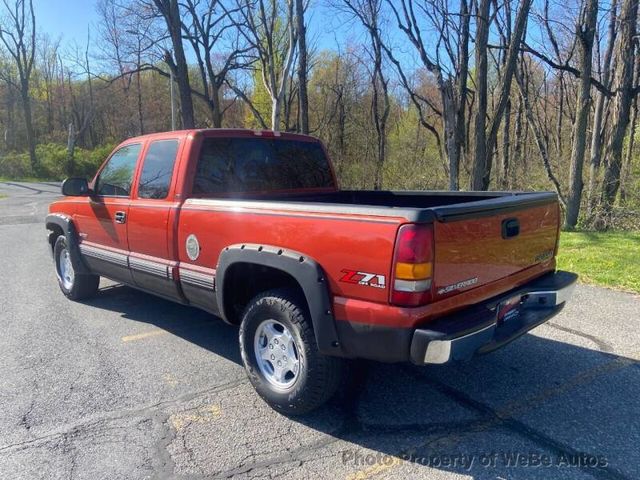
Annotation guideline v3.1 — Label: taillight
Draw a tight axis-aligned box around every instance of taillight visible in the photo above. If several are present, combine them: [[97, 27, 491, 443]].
[[390, 223, 434, 306]]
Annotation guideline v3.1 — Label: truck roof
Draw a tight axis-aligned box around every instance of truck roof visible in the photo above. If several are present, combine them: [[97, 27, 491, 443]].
[[121, 128, 321, 145]]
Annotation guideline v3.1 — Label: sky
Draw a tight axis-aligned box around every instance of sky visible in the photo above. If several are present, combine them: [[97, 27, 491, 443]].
[[29, 0, 598, 80], [33, 0, 357, 52], [33, 0, 100, 46]]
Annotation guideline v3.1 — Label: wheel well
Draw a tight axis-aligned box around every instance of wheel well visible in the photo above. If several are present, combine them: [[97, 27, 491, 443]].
[[221, 262, 307, 325], [46, 223, 64, 254]]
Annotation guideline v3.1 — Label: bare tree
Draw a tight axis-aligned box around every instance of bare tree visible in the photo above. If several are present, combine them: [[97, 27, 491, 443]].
[[0, 0, 37, 170], [516, 56, 567, 207], [149, 0, 196, 128], [37, 34, 60, 135], [496, 0, 512, 189], [470, 0, 490, 190], [386, 0, 471, 190], [587, 0, 617, 213], [564, 0, 598, 229], [470, 0, 532, 190], [236, 0, 298, 131], [598, 0, 638, 224], [182, 0, 252, 128], [619, 43, 639, 202], [340, 0, 390, 189], [295, 0, 309, 133]]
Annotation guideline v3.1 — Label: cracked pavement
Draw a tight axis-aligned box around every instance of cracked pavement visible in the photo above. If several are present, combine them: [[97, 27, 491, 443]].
[[0, 181, 638, 480]]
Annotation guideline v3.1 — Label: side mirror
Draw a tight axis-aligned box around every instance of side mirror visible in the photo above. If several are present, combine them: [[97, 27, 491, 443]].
[[61, 177, 91, 196]]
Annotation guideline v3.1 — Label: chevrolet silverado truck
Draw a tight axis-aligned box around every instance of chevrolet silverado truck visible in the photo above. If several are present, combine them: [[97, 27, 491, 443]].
[[46, 129, 577, 414]]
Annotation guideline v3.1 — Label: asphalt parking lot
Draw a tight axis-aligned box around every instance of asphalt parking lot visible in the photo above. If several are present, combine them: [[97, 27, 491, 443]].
[[0, 181, 638, 480]]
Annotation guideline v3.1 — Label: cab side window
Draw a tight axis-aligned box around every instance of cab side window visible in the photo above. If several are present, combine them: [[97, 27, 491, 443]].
[[138, 139, 180, 199], [95, 144, 141, 197]]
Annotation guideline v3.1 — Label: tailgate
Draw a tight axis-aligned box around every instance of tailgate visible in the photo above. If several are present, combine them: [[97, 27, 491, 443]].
[[431, 194, 559, 300]]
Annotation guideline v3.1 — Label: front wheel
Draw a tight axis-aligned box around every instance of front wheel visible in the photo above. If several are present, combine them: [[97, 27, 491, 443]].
[[239, 288, 344, 415], [53, 235, 99, 300]]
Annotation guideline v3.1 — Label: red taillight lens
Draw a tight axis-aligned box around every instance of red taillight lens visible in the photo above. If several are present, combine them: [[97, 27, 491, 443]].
[[391, 223, 434, 307]]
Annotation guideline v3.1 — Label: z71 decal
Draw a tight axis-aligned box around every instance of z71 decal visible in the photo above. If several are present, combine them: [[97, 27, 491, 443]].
[[340, 269, 386, 289]]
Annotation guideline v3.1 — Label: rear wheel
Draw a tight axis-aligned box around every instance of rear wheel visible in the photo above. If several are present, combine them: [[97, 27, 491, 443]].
[[239, 288, 344, 415], [53, 235, 99, 300]]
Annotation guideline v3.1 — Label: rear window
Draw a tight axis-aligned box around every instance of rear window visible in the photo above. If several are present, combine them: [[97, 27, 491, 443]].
[[138, 139, 179, 199], [193, 137, 334, 194]]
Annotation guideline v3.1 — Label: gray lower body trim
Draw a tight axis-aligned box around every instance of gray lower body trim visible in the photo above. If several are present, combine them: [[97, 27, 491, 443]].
[[129, 255, 173, 280], [180, 268, 215, 290], [80, 243, 128, 267]]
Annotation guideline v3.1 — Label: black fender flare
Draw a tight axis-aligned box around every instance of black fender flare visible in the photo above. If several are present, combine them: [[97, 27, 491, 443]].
[[216, 244, 345, 357], [45, 213, 91, 275]]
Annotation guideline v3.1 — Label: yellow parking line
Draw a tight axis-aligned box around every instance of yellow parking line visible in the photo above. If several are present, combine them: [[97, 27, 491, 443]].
[[121, 329, 167, 342], [121, 321, 212, 343], [170, 404, 222, 431], [346, 456, 404, 480]]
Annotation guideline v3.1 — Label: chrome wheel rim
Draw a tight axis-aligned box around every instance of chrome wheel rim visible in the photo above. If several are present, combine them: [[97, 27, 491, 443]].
[[58, 247, 75, 290], [253, 319, 300, 390]]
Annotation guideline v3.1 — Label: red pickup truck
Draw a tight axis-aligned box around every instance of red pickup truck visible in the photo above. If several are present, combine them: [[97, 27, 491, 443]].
[[47, 129, 577, 414]]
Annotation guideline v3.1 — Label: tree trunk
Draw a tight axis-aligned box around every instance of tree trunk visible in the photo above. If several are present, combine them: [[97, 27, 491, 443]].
[[587, 0, 617, 213], [66, 122, 76, 175], [470, 0, 490, 190], [564, 0, 598, 230], [451, 0, 470, 191], [156, 0, 195, 129], [481, 0, 532, 189], [373, 127, 386, 190], [619, 94, 638, 202], [211, 82, 223, 128], [295, 0, 309, 134], [20, 86, 37, 172], [272, 96, 282, 131], [4, 86, 15, 150], [500, 98, 511, 189], [599, 0, 638, 225], [511, 97, 524, 188], [516, 61, 567, 207], [443, 82, 460, 191]]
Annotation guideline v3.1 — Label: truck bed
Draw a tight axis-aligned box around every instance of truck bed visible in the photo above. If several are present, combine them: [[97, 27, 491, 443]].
[[184, 189, 559, 312], [207, 189, 558, 223]]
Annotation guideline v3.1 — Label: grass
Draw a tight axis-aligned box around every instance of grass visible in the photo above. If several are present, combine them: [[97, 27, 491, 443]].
[[557, 231, 640, 294]]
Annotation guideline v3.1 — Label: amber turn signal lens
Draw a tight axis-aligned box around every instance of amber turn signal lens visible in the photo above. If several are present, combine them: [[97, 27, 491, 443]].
[[395, 262, 432, 280]]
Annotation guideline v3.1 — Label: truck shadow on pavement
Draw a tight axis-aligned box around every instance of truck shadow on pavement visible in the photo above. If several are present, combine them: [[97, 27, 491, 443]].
[[84, 283, 639, 480]]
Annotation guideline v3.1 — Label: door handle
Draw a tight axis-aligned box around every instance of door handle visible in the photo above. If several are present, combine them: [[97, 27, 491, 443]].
[[114, 211, 127, 224]]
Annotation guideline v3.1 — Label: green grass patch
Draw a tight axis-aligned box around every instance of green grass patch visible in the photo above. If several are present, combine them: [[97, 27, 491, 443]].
[[557, 231, 640, 294], [0, 194, 6, 199]]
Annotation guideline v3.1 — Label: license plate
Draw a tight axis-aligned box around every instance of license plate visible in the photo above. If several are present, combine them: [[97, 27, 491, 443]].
[[497, 295, 522, 324]]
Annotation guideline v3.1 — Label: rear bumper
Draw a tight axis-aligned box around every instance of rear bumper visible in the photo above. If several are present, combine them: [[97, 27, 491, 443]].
[[335, 270, 577, 364]]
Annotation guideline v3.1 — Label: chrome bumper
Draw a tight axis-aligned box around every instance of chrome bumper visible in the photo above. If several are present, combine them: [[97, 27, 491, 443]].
[[410, 271, 578, 365]]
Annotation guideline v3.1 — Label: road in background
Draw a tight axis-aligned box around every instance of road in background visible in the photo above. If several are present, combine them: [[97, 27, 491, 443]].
[[0, 182, 638, 480]]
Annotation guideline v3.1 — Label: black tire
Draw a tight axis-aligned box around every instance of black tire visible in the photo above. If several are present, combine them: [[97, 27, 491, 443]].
[[239, 288, 344, 415], [53, 235, 100, 300]]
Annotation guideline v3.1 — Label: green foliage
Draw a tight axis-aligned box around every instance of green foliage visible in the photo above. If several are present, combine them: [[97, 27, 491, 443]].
[[385, 106, 447, 190], [246, 68, 272, 128], [0, 143, 115, 180], [74, 144, 116, 179], [557, 231, 640, 293]]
